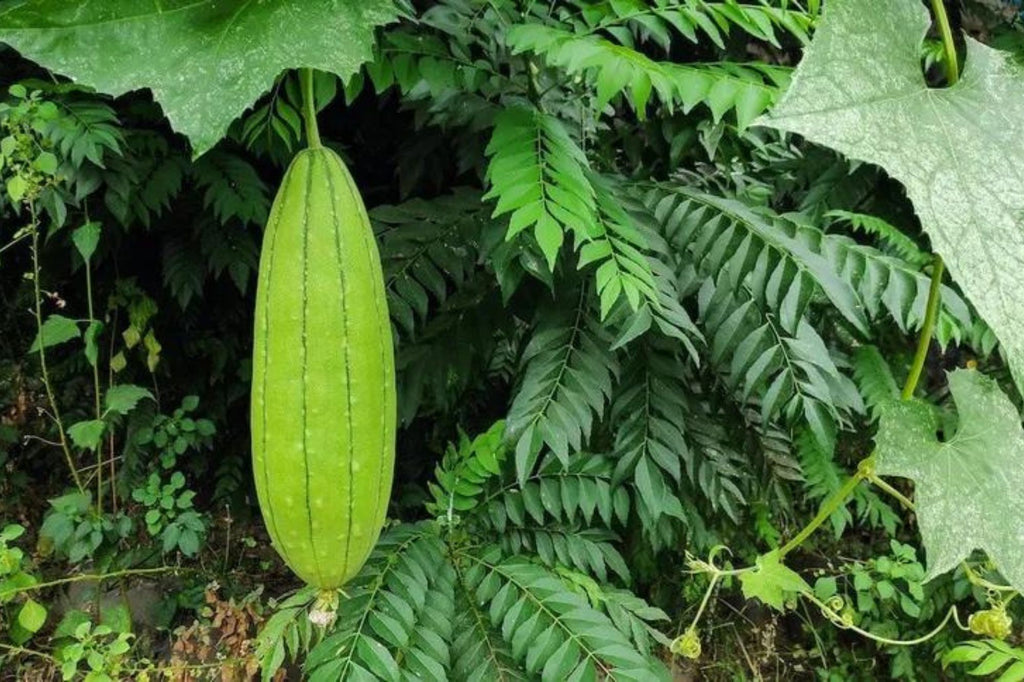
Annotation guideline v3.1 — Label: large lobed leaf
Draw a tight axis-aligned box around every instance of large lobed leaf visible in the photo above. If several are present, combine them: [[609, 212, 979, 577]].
[[759, 0, 1024, 393], [875, 369, 1024, 593], [0, 1, 398, 156]]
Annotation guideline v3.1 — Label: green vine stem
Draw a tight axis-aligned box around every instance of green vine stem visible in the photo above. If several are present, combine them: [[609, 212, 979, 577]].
[[964, 563, 1019, 594], [930, 0, 959, 86], [778, 467, 866, 558], [301, 68, 322, 150], [0, 566, 192, 600], [0, 642, 58, 665], [0, 642, 252, 678], [807, 593, 961, 646], [901, 255, 945, 400], [0, 230, 30, 256], [671, 549, 747, 656], [82, 215, 105, 513], [107, 303, 120, 515], [866, 472, 915, 511], [897, 0, 955, 401], [29, 202, 85, 495]]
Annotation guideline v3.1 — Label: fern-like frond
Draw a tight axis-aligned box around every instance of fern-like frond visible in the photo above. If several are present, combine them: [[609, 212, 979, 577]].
[[610, 341, 751, 549], [600, 190, 703, 354], [826, 210, 930, 268], [650, 185, 977, 341], [364, 23, 520, 106], [372, 188, 488, 336], [500, 526, 630, 583], [607, 255, 703, 356], [456, 546, 670, 680], [451, 560, 529, 682], [394, 269, 507, 425], [254, 587, 321, 681], [699, 269, 862, 449], [793, 429, 852, 537], [236, 70, 340, 163], [484, 454, 629, 534], [508, 23, 789, 128], [585, 175, 660, 317], [305, 523, 453, 681], [850, 485, 900, 536], [752, 413, 802, 489], [650, 188, 870, 334], [852, 345, 899, 422], [161, 235, 206, 309], [570, 0, 813, 48], [686, 398, 752, 521], [46, 97, 123, 168], [101, 130, 185, 227], [484, 108, 656, 313], [813, 216, 974, 337], [505, 289, 619, 480], [484, 106, 598, 271], [198, 218, 260, 295], [430, 429, 629, 583], [190, 150, 270, 226], [427, 421, 508, 522], [639, 184, 985, 444], [793, 429, 898, 537], [610, 343, 691, 524], [596, 586, 672, 656], [942, 640, 1024, 679]]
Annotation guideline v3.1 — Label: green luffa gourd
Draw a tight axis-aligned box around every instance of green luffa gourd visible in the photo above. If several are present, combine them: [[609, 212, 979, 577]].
[[251, 75, 396, 589]]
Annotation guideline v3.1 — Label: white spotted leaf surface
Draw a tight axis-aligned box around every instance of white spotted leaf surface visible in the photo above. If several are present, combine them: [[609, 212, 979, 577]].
[[758, 0, 1024, 393], [875, 369, 1024, 593], [0, 0, 397, 156]]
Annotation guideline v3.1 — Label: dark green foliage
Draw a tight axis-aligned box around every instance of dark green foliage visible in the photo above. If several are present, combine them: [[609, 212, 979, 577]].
[[2, 0, 1015, 679], [506, 289, 619, 479], [285, 426, 670, 681], [372, 188, 488, 337]]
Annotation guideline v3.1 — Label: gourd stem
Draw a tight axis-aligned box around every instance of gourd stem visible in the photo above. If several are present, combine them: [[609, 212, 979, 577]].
[[301, 68, 322, 150], [901, 255, 944, 400], [929, 0, 959, 86]]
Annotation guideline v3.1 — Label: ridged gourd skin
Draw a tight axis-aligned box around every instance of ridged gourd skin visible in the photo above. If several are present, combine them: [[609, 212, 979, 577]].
[[251, 147, 396, 589]]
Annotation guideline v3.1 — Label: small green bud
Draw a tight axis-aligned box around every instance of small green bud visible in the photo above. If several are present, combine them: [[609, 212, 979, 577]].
[[670, 627, 701, 660]]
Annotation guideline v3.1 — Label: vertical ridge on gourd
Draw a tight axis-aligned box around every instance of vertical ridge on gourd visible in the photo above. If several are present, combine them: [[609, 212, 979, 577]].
[[251, 135, 396, 589]]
